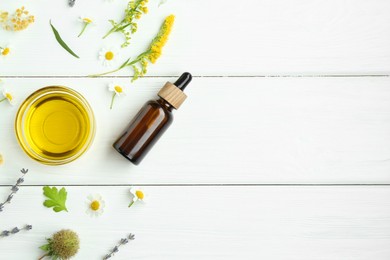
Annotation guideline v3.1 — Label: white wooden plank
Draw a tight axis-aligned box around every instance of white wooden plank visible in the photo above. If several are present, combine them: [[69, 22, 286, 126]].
[[0, 186, 390, 259], [1, 0, 390, 76], [1, 77, 390, 184]]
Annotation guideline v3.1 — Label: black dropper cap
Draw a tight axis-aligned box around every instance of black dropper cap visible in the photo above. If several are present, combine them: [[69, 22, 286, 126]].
[[174, 72, 192, 91]]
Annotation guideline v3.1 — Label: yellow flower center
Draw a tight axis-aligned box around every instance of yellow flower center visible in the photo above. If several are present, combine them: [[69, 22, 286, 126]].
[[135, 190, 144, 200], [83, 18, 92, 24], [105, 51, 114, 61], [5, 93, 12, 101], [114, 86, 123, 93], [2, 47, 10, 56], [90, 200, 100, 211]]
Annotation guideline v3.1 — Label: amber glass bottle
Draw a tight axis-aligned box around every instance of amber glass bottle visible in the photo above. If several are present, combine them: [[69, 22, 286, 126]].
[[113, 72, 192, 165]]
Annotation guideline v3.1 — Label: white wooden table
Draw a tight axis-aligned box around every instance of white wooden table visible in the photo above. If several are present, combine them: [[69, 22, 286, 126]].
[[1, 0, 390, 259]]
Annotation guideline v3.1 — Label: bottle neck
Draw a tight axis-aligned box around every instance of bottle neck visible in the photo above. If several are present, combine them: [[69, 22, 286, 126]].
[[157, 98, 174, 112]]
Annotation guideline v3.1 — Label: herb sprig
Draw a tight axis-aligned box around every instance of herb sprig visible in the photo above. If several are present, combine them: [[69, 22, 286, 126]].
[[0, 168, 28, 213], [1, 225, 32, 238], [103, 0, 149, 48], [103, 233, 135, 259], [43, 186, 69, 213], [91, 15, 175, 81]]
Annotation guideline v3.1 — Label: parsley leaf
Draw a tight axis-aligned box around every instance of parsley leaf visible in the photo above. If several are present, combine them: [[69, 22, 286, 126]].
[[43, 186, 68, 213]]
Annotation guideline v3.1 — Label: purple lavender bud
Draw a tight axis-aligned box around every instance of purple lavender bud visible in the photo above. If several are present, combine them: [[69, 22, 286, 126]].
[[1, 230, 10, 236], [120, 238, 128, 245], [112, 246, 119, 253], [6, 194, 13, 203], [103, 255, 111, 260], [11, 185, 19, 192], [10, 227, 19, 234], [16, 178, 24, 185], [25, 225, 32, 230], [128, 234, 135, 240]]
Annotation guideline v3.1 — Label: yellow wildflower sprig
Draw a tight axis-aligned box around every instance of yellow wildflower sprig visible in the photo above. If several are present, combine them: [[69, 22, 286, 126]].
[[0, 6, 34, 31], [103, 0, 149, 48], [91, 15, 175, 81]]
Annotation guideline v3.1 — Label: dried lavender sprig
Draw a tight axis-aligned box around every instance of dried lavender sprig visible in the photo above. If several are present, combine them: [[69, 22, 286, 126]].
[[68, 0, 75, 7], [0, 168, 28, 213], [0, 225, 32, 238], [103, 233, 135, 260]]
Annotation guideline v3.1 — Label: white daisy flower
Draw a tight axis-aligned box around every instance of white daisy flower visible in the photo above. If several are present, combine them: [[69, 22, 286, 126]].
[[129, 187, 147, 207], [0, 45, 12, 57], [78, 16, 95, 37], [108, 82, 126, 96], [99, 47, 119, 67], [86, 194, 105, 217], [1, 89, 14, 105], [108, 82, 126, 109]]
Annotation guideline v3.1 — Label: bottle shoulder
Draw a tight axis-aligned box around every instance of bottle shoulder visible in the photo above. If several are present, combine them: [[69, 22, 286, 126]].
[[145, 99, 174, 121]]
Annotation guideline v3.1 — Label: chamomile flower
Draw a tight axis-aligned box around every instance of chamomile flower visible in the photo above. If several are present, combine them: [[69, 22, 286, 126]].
[[0, 45, 11, 57], [129, 187, 147, 208], [1, 89, 14, 105], [108, 82, 126, 109], [99, 47, 119, 67], [78, 16, 95, 37], [86, 194, 105, 217]]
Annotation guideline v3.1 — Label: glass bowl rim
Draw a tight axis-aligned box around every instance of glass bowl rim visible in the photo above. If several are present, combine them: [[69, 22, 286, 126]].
[[15, 86, 96, 166]]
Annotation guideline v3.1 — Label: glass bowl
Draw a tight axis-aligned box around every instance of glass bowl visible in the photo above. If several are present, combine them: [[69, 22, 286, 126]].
[[15, 86, 96, 165]]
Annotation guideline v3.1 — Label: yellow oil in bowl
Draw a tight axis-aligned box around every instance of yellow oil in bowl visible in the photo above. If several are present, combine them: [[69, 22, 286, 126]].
[[15, 86, 95, 165]]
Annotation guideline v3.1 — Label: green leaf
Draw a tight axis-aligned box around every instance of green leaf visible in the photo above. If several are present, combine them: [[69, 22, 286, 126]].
[[43, 200, 56, 207], [50, 20, 80, 59], [39, 244, 50, 251], [42, 186, 68, 213]]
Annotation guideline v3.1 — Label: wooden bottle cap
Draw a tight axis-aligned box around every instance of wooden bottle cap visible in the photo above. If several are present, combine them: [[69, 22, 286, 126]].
[[158, 82, 187, 109]]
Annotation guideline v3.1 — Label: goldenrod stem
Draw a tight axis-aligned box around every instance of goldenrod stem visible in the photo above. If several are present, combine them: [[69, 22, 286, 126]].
[[103, 27, 116, 39], [88, 68, 123, 77], [110, 93, 116, 110]]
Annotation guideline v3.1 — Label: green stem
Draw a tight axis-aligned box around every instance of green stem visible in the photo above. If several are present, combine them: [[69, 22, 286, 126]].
[[88, 51, 149, 78], [116, 23, 132, 32], [0, 98, 6, 103], [78, 23, 89, 37], [128, 201, 135, 208], [110, 93, 116, 109], [103, 26, 117, 39], [103, 0, 143, 39], [88, 67, 123, 77]]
